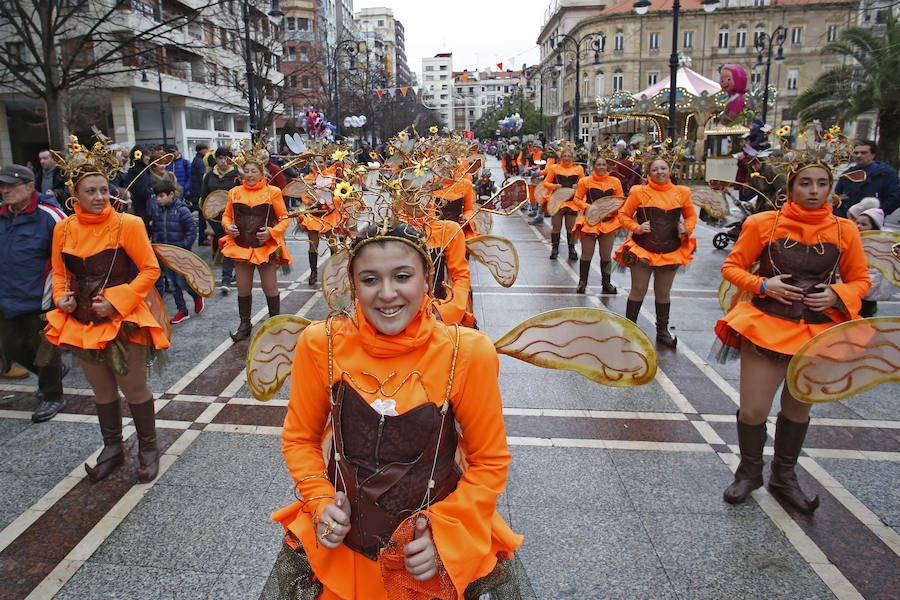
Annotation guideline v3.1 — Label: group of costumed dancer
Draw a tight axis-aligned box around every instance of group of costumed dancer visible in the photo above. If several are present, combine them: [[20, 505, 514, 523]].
[[39, 123, 894, 599]]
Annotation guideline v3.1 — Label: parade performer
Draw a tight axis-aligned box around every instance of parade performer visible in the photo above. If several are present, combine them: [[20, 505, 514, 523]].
[[715, 127, 870, 513], [44, 132, 170, 482], [199, 146, 243, 291], [543, 146, 585, 261], [571, 155, 624, 294], [297, 151, 342, 284], [432, 160, 477, 238], [220, 140, 292, 341], [615, 155, 697, 347]]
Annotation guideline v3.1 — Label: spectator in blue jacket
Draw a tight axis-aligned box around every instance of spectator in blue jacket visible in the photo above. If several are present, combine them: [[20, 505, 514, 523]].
[[164, 144, 191, 199], [126, 145, 154, 230], [0, 164, 67, 421], [190, 143, 210, 246], [149, 178, 203, 324], [834, 140, 900, 217]]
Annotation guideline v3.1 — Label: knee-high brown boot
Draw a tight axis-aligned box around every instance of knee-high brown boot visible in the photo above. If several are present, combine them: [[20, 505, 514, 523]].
[[576, 259, 591, 293], [768, 412, 820, 514], [549, 233, 560, 260], [655, 301, 678, 348], [600, 260, 617, 295], [723, 411, 767, 504], [129, 399, 159, 483], [230, 295, 253, 342], [85, 401, 124, 481], [266, 294, 280, 318], [308, 251, 318, 285], [625, 299, 643, 323]]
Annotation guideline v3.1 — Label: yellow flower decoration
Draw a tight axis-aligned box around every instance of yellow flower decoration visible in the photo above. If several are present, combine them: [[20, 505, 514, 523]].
[[414, 160, 428, 176], [334, 181, 353, 198], [777, 126, 791, 137], [72, 143, 82, 152], [750, 171, 760, 178], [331, 149, 349, 161], [134, 150, 143, 159], [823, 133, 834, 141], [429, 126, 438, 134], [665, 137, 673, 144], [397, 131, 408, 139], [389, 179, 402, 190], [829, 125, 841, 134], [369, 151, 378, 159]]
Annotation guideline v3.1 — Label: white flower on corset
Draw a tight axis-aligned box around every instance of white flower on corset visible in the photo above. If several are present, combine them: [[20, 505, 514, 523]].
[[370, 398, 399, 417]]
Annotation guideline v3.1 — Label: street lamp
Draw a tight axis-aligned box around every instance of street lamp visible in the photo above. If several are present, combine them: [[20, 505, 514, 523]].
[[633, 0, 719, 142], [242, 0, 283, 141], [550, 31, 605, 143], [526, 65, 557, 139], [141, 59, 168, 147], [330, 38, 366, 138], [754, 25, 787, 126]]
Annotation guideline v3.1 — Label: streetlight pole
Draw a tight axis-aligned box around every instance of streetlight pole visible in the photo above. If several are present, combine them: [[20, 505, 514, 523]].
[[242, 0, 283, 141], [156, 65, 167, 147], [332, 38, 363, 138], [634, 0, 719, 142], [550, 32, 605, 144], [754, 25, 787, 126]]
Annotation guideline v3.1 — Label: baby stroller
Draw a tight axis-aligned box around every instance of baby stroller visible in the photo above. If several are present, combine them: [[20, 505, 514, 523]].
[[711, 190, 759, 249]]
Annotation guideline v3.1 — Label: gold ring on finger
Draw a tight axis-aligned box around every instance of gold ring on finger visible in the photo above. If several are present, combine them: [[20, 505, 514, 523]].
[[320, 520, 336, 539]]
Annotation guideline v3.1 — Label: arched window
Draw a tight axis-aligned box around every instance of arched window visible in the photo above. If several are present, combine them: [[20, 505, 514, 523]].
[[583, 71, 590, 96], [754, 24, 766, 47], [614, 30, 625, 52], [736, 25, 747, 48], [613, 68, 624, 92], [718, 25, 729, 49], [595, 71, 605, 97]]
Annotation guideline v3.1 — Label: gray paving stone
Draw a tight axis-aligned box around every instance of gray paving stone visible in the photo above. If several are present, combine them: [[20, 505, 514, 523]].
[[54, 563, 218, 599], [0, 420, 98, 477], [609, 449, 744, 515], [205, 573, 268, 599], [0, 418, 31, 444], [642, 511, 836, 600], [514, 505, 677, 599], [0, 471, 66, 531], [815, 458, 900, 528]]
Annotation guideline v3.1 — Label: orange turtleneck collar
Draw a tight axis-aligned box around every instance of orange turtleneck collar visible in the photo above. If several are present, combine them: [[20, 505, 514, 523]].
[[782, 199, 835, 224], [647, 178, 674, 192], [352, 294, 437, 358], [73, 202, 114, 224], [241, 178, 267, 191]]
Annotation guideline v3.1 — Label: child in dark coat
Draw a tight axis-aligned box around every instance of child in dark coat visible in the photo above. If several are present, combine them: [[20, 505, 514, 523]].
[[150, 179, 203, 323]]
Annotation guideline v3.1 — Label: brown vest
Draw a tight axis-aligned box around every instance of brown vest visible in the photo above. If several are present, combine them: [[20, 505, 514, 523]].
[[556, 174, 580, 189], [62, 249, 135, 324], [327, 380, 461, 560], [233, 203, 276, 248], [439, 198, 463, 225], [751, 239, 840, 324], [632, 206, 682, 254]]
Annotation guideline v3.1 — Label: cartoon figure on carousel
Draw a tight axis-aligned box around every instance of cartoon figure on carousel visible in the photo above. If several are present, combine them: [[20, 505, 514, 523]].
[[719, 63, 749, 125]]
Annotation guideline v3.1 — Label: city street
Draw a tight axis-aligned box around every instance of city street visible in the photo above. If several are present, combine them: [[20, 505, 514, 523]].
[[0, 156, 898, 599]]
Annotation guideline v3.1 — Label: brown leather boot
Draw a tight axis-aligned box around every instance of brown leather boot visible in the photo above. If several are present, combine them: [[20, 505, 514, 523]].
[[85, 401, 124, 481], [549, 233, 560, 260], [625, 299, 642, 323], [130, 399, 159, 483], [655, 301, 677, 348], [723, 411, 767, 504], [266, 294, 280, 318], [768, 413, 819, 514], [576, 259, 591, 294], [600, 260, 617, 295], [308, 251, 318, 286], [230, 295, 253, 342]]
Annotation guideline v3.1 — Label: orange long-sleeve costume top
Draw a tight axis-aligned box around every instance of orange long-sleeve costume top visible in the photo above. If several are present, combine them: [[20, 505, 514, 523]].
[[715, 201, 870, 355], [428, 220, 473, 326], [220, 178, 293, 265], [271, 300, 522, 600], [615, 179, 697, 267], [433, 177, 478, 237], [540, 162, 585, 211], [521, 149, 543, 202], [44, 203, 169, 351], [572, 172, 625, 237], [299, 167, 345, 233]]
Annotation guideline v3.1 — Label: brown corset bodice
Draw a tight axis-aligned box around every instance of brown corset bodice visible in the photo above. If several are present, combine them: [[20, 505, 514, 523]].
[[751, 238, 840, 324], [62, 249, 135, 324], [632, 206, 682, 254], [328, 381, 460, 560], [439, 198, 463, 225], [233, 203, 276, 248], [556, 174, 580, 189]]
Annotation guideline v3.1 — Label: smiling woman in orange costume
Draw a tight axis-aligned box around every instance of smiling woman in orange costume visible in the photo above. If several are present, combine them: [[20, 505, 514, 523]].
[[715, 159, 870, 514], [571, 155, 624, 294], [268, 223, 521, 599], [220, 145, 292, 341], [44, 135, 169, 483], [615, 157, 697, 347], [543, 148, 585, 261]]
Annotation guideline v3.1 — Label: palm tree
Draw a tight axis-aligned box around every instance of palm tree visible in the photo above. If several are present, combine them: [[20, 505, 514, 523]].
[[792, 13, 900, 166]]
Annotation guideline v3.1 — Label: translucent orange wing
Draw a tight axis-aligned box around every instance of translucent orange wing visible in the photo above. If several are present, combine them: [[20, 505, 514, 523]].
[[466, 235, 519, 287], [152, 244, 215, 297], [691, 188, 728, 219], [471, 210, 493, 235], [282, 179, 309, 198], [322, 250, 352, 311], [584, 196, 626, 227], [546, 187, 575, 216], [718, 262, 758, 314], [479, 179, 528, 215], [144, 287, 170, 341], [493, 308, 657, 386], [466, 157, 483, 175], [201, 189, 229, 220], [246, 315, 312, 402], [787, 317, 900, 403], [861, 230, 900, 287]]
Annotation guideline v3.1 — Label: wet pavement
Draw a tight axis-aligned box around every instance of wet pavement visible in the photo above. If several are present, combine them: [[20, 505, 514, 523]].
[[1, 155, 898, 599]]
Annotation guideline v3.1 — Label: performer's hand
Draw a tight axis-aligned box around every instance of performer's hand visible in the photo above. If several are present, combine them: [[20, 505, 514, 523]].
[[225, 224, 239, 237], [91, 295, 116, 317], [677, 222, 688, 237], [256, 227, 272, 243], [803, 283, 839, 311], [635, 221, 652, 234], [764, 274, 805, 306], [57, 292, 76, 313], [404, 516, 438, 581], [316, 492, 351, 549]]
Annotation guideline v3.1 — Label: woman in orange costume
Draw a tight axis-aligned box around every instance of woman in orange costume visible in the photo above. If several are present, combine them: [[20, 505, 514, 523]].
[[220, 150, 292, 341], [45, 137, 169, 483], [715, 161, 870, 514], [432, 165, 477, 238], [299, 154, 342, 284], [268, 223, 522, 599], [542, 148, 584, 261], [527, 146, 558, 225], [572, 155, 624, 294], [615, 157, 696, 347]]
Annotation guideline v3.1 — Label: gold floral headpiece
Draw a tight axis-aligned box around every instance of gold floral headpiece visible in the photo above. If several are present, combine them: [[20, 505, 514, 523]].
[[234, 136, 270, 168], [558, 140, 576, 154], [53, 128, 120, 190], [639, 138, 686, 171], [768, 122, 856, 186]]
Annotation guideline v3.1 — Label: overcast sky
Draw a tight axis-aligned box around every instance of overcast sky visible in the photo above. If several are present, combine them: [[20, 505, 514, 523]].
[[354, 0, 548, 82]]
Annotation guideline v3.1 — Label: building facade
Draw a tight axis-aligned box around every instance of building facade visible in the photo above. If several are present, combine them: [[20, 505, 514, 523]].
[[279, 0, 325, 127], [451, 69, 526, 132], [422, 53, 454, 128], [538, 0, 857, 143]]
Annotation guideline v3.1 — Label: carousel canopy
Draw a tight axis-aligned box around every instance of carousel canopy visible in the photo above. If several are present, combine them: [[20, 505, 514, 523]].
[[636, 67, 721, 99]]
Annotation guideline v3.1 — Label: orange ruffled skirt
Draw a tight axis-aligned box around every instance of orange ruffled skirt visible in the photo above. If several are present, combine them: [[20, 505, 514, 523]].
[[715, 300, 850, 355], [615, 235, 696, 267], [44, 303, 169, 351], [220, 236, 292, 265]]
